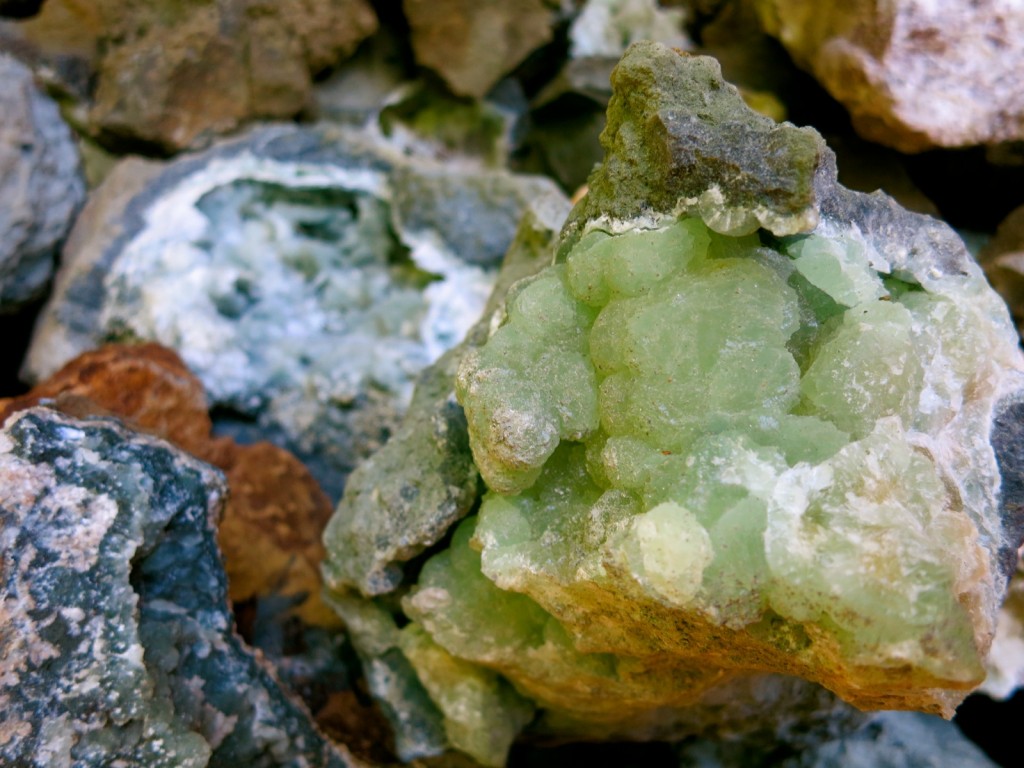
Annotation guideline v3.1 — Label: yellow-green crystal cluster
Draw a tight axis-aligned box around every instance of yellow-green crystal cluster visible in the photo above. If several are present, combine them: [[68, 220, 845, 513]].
[[428, 216, 1009, 722]]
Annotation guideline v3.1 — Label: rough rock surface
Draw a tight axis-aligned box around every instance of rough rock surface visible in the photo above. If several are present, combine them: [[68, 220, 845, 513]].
[[559, 45, 828, 242], [24, 125, 566, 500], [0, 343, 338, 628], [0, 406, 357, 767], [0, 52, 85, 312], [753, 0, 1024, 152], [403, 0, 556, 99], [323, 43, 1024, 765], [982, 556, 1024, 699], [4, 0, 378, 151]]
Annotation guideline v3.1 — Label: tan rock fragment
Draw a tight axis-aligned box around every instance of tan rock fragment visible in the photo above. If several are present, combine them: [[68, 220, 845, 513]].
[[5, 0, 379, 151], [979, 205, 1024, 337], [403, 0, 555, 98]]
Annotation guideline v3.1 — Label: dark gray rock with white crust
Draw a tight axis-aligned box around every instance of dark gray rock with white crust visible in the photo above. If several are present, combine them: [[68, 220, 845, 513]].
[[0, 406, 358, 767]]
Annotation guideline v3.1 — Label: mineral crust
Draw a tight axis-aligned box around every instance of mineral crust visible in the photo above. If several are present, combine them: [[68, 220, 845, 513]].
[[323, 42, 1024, 766]]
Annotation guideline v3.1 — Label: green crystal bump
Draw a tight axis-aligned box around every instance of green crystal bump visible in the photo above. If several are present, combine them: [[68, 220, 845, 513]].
[[457, 265, 599, 494]]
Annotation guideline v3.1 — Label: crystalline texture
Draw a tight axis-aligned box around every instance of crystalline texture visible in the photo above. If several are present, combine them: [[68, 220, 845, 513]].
[[450, 209, 1015, 713]]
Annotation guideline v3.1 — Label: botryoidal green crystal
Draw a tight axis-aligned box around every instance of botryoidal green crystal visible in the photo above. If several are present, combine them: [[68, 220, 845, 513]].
[[450, 214, 1011, 714]]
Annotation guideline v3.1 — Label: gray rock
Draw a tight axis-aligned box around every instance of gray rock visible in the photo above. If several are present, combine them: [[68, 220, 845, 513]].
[[0, 406, 356, 767], [24, 124, 567, 500], [0, 52, 85, 312], [677, 711, 998, 768]]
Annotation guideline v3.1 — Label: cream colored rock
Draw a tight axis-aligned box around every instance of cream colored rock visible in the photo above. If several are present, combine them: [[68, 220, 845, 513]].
[[982, 557, 1024, 699], [755, 0, 1024, 152]]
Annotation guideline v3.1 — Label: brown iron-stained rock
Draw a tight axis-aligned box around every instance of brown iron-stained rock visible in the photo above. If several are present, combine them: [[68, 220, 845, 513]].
[[403, 0, 555, 98], [316, 690, 399, 765], [0, 342, 212, 450], [207, 438, 340, 628], [753, 0, 1024, 152], [6, 0, 378, 151], [0, 342, 338, 627]]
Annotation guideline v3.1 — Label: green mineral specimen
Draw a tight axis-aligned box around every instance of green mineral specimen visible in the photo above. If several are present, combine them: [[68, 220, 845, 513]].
[[324, 42, 1024, 765], [322, 194, 570, 597], [449, 207, 1015, 716]]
